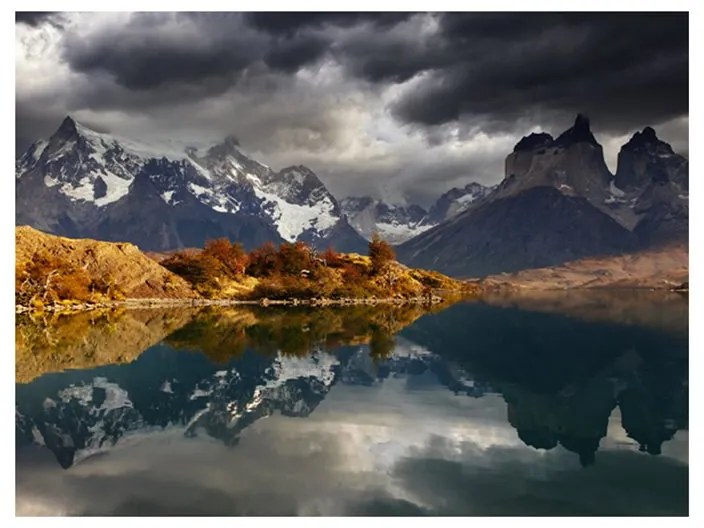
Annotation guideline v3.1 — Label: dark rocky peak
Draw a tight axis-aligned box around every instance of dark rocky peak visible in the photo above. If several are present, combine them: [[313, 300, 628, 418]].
[[55, 115, 79, 139], [204, 135, 244, 159], [513, 132, 554, 152], [623, 126, 674, 155], [553, 114, 599, 148], [615, 126, 686, 190]]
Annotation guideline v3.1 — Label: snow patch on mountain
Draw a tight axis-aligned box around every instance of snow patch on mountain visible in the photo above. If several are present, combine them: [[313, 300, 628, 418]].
[[376, 221, 434, 243], [265, 352, 340, 388], [248, 173, 338, 241]]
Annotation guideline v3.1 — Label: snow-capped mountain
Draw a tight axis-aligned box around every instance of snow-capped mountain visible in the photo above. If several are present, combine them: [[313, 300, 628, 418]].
[[15, 117, 366, 252], [340, 197, 433, 244], [340, 182, 494, 244], [426, 182, 496, 224]]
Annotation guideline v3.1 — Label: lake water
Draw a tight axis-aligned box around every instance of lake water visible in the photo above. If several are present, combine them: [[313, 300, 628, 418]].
[[15, 291, 688, 516]]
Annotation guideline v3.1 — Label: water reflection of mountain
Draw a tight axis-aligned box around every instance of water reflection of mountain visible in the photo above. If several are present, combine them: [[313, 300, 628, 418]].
[[16, 296, 687, 469], [401, 301, 688, 466]]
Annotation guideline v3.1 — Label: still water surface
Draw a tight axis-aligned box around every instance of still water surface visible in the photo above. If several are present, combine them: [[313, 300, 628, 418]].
[[15, 291, 688, 515]]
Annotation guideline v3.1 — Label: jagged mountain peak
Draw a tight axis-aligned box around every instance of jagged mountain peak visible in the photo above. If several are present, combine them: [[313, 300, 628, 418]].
[[615, 125, 688, 198], [513, 132, 554, 152], [16, 116, 367, 252], [553, 113, 599, 147], [56, 115, 79, 136], [622, 126, 674, 154]]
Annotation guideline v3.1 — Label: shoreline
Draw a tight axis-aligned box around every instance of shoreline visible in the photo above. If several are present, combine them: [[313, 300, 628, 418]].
[[15, 293, 455, 315], [14, 282, 687, 315]]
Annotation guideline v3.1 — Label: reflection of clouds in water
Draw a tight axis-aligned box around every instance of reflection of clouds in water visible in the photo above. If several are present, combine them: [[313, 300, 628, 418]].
[[16, 376, 688, 516], [393, 438, 687, 515]]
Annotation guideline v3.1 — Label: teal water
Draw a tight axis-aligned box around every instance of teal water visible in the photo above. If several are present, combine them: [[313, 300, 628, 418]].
[[15, 293, 688, 515]]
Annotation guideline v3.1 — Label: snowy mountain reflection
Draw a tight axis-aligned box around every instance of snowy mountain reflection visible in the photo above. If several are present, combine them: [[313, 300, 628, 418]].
[[16, 294, 688, 515]]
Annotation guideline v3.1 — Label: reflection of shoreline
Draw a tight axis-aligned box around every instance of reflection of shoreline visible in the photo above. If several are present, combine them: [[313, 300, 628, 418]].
[[15, 303, 438, 382], [15, 292, 688, 474], [16, 309, 198, 383]]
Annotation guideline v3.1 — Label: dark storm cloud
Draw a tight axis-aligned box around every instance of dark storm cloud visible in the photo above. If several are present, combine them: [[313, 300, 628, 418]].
[[16, 12, 690, 201], [15, 12, 57, 27], [244, 12, 411, 36], [62, 13, 261, 90], [264, 34, 329, 73], [390, 12, 688, 134], [61, 13, 334, 91]]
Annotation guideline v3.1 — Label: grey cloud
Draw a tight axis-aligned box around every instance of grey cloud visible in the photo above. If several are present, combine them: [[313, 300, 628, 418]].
[[391, 12, 688, 135], [15, 12, 689, 203], [391, 436, 688, 515], [244, 12, 412, 36], [15, 12, 59, 27]]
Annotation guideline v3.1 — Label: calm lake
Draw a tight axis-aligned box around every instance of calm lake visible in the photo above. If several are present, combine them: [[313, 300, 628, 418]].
[[15, 291, 688, 516]]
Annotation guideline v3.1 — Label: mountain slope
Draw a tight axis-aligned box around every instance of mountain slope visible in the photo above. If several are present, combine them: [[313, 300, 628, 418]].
[[16, 117, 366, 252], [480, 242, 688, 290], [399, 187, 637, 277], [399, 115, 688, 277]]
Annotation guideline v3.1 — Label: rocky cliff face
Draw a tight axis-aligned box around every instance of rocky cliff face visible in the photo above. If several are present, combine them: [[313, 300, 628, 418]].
[[16, 117, 366, 252], [399, 115, 688, 277], [615, 127, 688, 190], [426, 182, 495, 224], [615, 127, 689, 244]]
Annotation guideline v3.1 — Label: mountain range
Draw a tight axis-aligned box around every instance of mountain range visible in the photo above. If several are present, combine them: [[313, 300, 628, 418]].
[[16, 114, 688, 277], [340, 182, 495, 244], [16, 117, 366, 252], [397, 115, 688, 276]]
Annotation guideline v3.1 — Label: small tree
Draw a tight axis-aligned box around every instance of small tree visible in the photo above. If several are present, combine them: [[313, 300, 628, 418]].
[[246, 242, 279, 277], [277, 241, 313, 276], [368, 233, 395, 275], [321, 246, 342, 267], [203, 238, 248, 277]]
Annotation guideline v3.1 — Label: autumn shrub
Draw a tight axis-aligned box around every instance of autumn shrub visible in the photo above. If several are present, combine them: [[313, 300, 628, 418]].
[[321, 247, 343, 267], [368, 233, 396, 275], [277, 241, 316, 276], [203, 238, 248, 277], [250, 275, 319, 300], [16, 250, 94, 304], [246, 242, 280, 277], [161, 251, 224, 296]]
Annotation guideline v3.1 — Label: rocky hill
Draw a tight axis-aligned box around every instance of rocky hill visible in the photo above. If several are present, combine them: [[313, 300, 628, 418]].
[[15, 227, 471, 310], [16, 225, 198, 303]]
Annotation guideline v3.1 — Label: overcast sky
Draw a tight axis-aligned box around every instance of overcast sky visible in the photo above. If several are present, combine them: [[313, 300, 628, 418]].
[[15, 12, 688, 205]]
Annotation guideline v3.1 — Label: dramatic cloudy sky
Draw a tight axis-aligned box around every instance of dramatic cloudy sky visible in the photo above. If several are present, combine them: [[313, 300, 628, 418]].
[[15, 11, 689, 204]]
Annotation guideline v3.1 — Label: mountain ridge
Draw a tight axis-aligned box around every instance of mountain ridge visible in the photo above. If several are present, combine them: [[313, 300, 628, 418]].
[[16, 116, 366, 252], [398, 115, 688, 277]]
